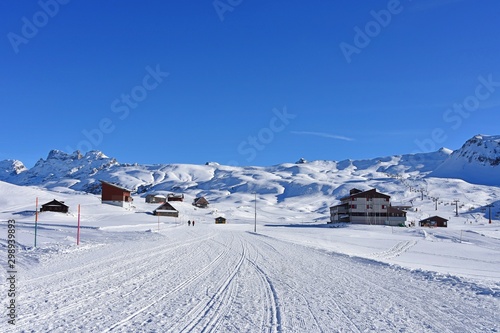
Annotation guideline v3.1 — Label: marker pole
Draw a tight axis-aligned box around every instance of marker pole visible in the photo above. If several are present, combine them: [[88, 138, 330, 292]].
[[34, 197, 38, 247], [77, 204, 81, 245]]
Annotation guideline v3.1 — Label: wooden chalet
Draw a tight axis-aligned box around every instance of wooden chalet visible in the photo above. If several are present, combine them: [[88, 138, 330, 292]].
[[215, 216, 226, 224], [40, 199, 69, 213], [145, 194, 167, 204], [154, 202, 179, 217], [167, 193, 184, 202], [100, 180, 133, 208], [193, 197, 209, 208], [419, 216, 448, 228]]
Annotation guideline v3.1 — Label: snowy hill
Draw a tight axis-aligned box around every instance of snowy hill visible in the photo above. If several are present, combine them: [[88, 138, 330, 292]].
[[0, 142, 452, 195], [0, 135, 498, 214], [430, 134, 500, 186]]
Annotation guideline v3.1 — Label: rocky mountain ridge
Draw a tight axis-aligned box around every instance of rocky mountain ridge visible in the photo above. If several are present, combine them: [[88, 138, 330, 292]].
[[0, 135, 498, 202]]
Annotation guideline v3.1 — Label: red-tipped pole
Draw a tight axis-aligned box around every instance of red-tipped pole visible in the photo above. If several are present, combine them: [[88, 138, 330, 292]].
[[35, 197, 38, 247], [77, 204, 81, 245]]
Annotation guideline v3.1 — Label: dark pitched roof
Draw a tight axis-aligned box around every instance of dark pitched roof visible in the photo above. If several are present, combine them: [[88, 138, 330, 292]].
[[388, 206, 406, 214], [330, 202, 349, 209], [419, 216, 448, 223], [349, 188, 363, 195], [194, 197, 209, 204], [340, 188, 390, 201], [100, 180, 132, 192], [154, 202, 178, 212], [41, 199, 68, 208]]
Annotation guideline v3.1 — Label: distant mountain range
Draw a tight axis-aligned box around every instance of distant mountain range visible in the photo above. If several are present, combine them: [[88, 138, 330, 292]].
[[1, 135, 499, 207]]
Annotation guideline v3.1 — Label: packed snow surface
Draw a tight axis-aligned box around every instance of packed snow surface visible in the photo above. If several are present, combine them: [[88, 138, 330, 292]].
[[1, 181, 499, 332]]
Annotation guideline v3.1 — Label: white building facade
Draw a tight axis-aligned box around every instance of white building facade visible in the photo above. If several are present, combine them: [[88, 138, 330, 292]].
[[329, 188, 406, 226]]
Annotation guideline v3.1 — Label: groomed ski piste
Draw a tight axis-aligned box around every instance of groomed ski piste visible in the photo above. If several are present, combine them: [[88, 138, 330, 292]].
[[0, 180, 499, 332]]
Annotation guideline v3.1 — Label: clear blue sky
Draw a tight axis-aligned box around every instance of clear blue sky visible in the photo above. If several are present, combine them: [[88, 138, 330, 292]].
[[2, 0, 499, 167]]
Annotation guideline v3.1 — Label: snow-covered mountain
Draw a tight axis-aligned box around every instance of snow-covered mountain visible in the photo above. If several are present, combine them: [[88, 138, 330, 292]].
[[0, 148, 450, 199], [0, 135, 498, 209], [0, 159, 27, 177], [0, 150, 119, 193], [430, 134, 500, 186]]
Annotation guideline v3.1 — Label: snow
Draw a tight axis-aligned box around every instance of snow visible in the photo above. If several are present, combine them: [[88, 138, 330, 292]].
[[431, 134, 500, 186], [0, 179, 499, 332], [1, 134, 499, 331]]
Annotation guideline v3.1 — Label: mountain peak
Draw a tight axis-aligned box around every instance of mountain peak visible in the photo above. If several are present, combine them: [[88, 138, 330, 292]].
[[44, 149, 109, 162], [471, 133, 500, 141], [437, 147, 453, 155], [1, 149, 119, 191], [46, 149, 71, 160], [458, 134, 500, 162], [430, 134, 500, 185], [0, 159, 27, 176], [84, 150, 108, 159]]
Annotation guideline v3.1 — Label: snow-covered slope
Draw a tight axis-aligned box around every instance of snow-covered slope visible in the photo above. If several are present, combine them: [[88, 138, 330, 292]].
[[0, 145, 452, 194], [1, 136, 499, 332], [0, 135, 498, 210], [0, 179, 498, 332], [431, 134, 500, 186]]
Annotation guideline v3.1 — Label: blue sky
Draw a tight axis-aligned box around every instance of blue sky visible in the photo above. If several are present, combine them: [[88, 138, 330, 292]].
[[2, 0, 499, 168]]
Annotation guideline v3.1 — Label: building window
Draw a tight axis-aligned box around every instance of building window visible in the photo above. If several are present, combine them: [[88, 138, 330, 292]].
[[351, 204, 357, 209]]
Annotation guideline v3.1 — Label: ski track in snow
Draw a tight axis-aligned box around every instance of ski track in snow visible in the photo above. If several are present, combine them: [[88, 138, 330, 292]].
[[370, 240, 418, 259], [4, 225, 499, 333]]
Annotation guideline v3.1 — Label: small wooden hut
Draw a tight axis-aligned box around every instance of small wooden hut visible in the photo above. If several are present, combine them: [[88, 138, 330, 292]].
[[419, 216, 448, 228], [40, 199, 69, 213], [154, 202, 179, 217], [215, 216, 226, 224], [193, 197, 209, 208]]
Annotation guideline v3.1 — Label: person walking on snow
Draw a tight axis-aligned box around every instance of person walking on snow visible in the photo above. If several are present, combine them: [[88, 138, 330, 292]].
[[188, 220, 191, 226], [192, 220, 195, 226]]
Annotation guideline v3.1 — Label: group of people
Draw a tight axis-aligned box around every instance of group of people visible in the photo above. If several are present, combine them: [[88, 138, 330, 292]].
[[187, 220, 195, 226]]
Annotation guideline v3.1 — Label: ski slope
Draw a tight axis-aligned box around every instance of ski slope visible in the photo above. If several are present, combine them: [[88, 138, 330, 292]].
[[3, 223, 499, 333], [0, 179, 499, 332]]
